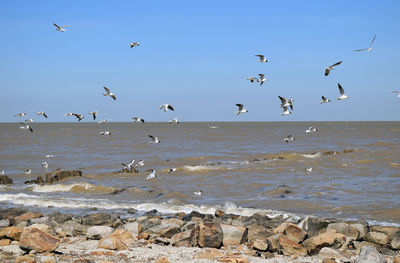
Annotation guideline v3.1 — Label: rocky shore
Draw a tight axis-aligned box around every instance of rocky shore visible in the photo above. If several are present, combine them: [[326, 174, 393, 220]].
[[0, 207, 399, 263]]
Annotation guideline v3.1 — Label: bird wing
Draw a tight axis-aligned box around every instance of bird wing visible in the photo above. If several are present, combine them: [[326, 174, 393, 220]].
[[103, 87, 111, 94], [110, 94, 116, 100], [160, 104, 165, 110], [390, 90, 400, 94], [354, 48, 368, 52], [53, 23, 61, 29], [43, 113, 48, 118], [255, 55, 264, 59], [322, 96, 327, 101], [369, 34, 376, 48], [148, 135, 155, 140], [258, 73, 264, 79], [338, 83, 345, 95], [61, 25, 70, 29], [140, 119, 145, 123], [330, 61, 342, 68], [289, 103, 293, 110], [167, 105, 175, 111], [278, 96, 286, 104], [236, 104, 243, 111]]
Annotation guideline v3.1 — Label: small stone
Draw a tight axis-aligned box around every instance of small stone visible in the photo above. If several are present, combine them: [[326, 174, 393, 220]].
[[15, 255, 35, 263], [0, 238, 11, 246], [365, 231, 389, 245], [155, 257, 170, 263], [87, 226, 114, 240], [354, 246, 385, 263]]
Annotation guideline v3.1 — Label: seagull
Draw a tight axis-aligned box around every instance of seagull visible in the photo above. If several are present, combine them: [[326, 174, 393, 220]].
[[41, 161, 48, 169], [354, 34, 376, 52], [168, 168, 177, 173], [65, 113, 84, 121], [324, 61, 342, 76], [133, 117, 145, 123], [45, 154, 54, 158], [24, 118, 34, 123], [24, 169, 32, 175], [53, 23, 69, 32], [283, 135, 295, 143], [236, 104, 248, 115], [122, 159, 135, 169], [305, 167, 313, 173], [89, 111, 98, 120], [14, 112, 26, 117], [37, 112, 48, 118], [257, 74, 267, 86], [146, 169, 156, 180], [148, 135, 160, 144], [129, 42, 140, 48], [337, 83, 348, 100], [281, 106, 291, 116], [19, 122, 33, 133], [169, 117, 179, 124], [278, 96, 294, 110], [97, 119, 109, 124], [103, 87, 116, 101], [246, 77, 257, 83], [390, 90, 400, 98], [255, 54, 268, 62], [306, 126, 318, 133], [160, 104, 175, 112], [320, 96, 331, 104], [99, 131, 111, 135], [135, 160, 145, 167], [194, 190, 202, 196]]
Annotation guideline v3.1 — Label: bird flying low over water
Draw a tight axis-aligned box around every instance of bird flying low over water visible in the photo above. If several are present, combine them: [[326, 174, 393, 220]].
[[194, 190, 202, 196], [306, 126, 318, 133], [169, 117, 179, 124], [255, 54, 268, 62], [133, 117, 145, 123], [283, 135, 295, 143], [89, 111, 98, 120], [15, 112, 26, 117], [281, 106, 291, 116], [257, 74, 267, 86], [65, 113, 84, 121], [337, 83, 348, 100], [136, 160, 145, 167], [160, 104, 175, 112], [19, 122, 33, 133], [325, 61, 342, 76], [354, 34, 376, 52], [99, 131, 111, 135], [148, 135, 160, 144], [129, 42, 140, 48], [53, 23, 69, 32], [24, 118, 34, 123], [146, 169, 156, 180], [41, 161, 48, 169], [320, 96, 331, 104], [24, 169, 31, 175], [97, 119, 109, 124], [45, 154, 54, 158], [122, 159, 135, 169], [235, 104, 248, 115], [246, 77, 257, 83], [103, 87, 116, 100], [37, 112, 48, 118]]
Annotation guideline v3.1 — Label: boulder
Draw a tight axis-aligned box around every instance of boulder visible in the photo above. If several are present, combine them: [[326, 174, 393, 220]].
[[327, 222, 359, 241], [170, 229, 198, 247], [81, 213, 115, 226], [302, 231, 347, 255], [354, 246, 385, 263], [30, 216, 50, 225], [49, 212, 72, 224], [220, 224, 248, 246], [277, 235, 307, 256], [123, 222, 142, 236], [0, 207, 28, 221], [249, 239, 268, 251], [87, 226, 114, 240], [241, 214, 284, 229], [298, 216, 330, 237], [0, 218, 10, 228], [266, 234, 280, 252], [365, 231, 389, 245], [279, 222, 307, 243], [370, 225, 399, 240], [0, 226, 24, 240], [26, 224, 55, 236], [391, 231, 400, 249], [62, 220, 88, 236], [53, 170, 82, 181], [351, 223, 368, 240], [139, 217, 161, 231], [0, 175, 13, 184], [146, 218, 184, 238], [19, 227, 61, 253], [318, 247, 349, 262], [98, 235, 129, 251], [198, 222, 223, 248], [247, 225, 274, 242]]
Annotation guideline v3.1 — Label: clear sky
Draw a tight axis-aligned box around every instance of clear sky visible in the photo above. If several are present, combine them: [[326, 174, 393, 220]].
[[1, 0, 399, 122]]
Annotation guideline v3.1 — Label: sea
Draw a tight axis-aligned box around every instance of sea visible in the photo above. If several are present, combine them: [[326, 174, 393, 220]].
[[0, 122, 399, 226]]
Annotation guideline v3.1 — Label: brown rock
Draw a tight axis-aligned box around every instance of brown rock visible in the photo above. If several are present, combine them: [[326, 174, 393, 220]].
[[266, 234, 280, 252], [284, 223, 307, 243], [170, 229, 197, 247], [352, 241, 377, 254], [321, 259, 336, 263], [249, 239, 268, 251], [302, 231, 347, 255], [155, 257, 170, 263], [110, 229, 134, 243], [365, 231, 389, 245], [217, 256, 249, 263], [247, 225, 274, 242], [19, 227, 61, 253], [327, 222, 359, 241], [36, 176, 45, 184], [318, 247, 349, 262], [391, 231, 400, 249], [370, 225, 399, 240], [0, 226, 24, 240], [196, 248, 225, 260], [0, 175, 13, 184], [53, 170, 82, 181], [98, 236, 129, 251], [14, 212, 43, 225], [393, 255, 400, 263], [215, 209, 225, 217], [15, 255, 35, 263], [45, 173, 53, 184], [220, 224, 248, 246], [198, 222, 223, 248], [0, 238, 11, 246], [138, 232, 149, 240], [277, 235, 307, 256], [90, 250, 115, 256]]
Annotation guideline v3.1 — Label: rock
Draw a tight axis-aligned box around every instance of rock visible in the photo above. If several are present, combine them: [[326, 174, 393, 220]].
[[352, 241, 378, 254], [302, 231, 347, 255], [354, 246, 385, 263], [365, 231, 389, 245], [198, 222, 223, 248], [139, 217, 161, 231], [0, 207, 28, 221], [53, 170, 82, 181], [19, 227, 61, 253], [30, 216, 50, 225], [26, 224, 55, 236], [215, 209, 225, 217], [327, 222, 360, 241], [277, 235, 307, 256], [36, 256, 57, 263], [0, 238, 11, 246], [217, 256, 249, 263], [196, 248, 225, 260], [62, 220, 88, 236], [391, 231, 400, 249], [181, 221, 196, 232], [49, 212, 72, 224], [87, 226, 114, 240], [36, 176, 45, 184], [170, 229, 197, 247], [282, 222, 307, 243], [109, 229, 134, 244], [155, 257, 170, 263], [393, 255, 400, 263], [247, 225, 274, 242], [15, 255, 36, 263], [220, 224, 248, 246], [0, 218, 10, 228], [0, 175, 13, 184], [146, 218, 183, 238], [144, 209, 159, 216], [370, 225, 399, 240], [266, 234, 280, 252], [0, 244, 24, 255], [250, 239, 268, 251], [45, 174, 53, 184], [318, 247, 349, 262], [241, 214, 284, 229], [98, 236, 129, 251], [81, 213, 115, 226], [321, 259, 336, 263], [351, 223, 368, 240], [0, 226, 24, 240], [298, 216, 330, 237]]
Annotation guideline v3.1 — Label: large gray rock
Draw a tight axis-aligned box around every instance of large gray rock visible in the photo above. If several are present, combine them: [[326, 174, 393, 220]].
[[62, 220, 88, 236], [365, 231, 389, 245], [351, 223, 368, 240], [327, 222, 359, 241], [247, 225, 274, 242], [145, 218, 184, 238], [170, 229, 198, 247], [49, 212, 73, 224], [123, 222, 143, 237], [354, 246, 385, 263], [220, 224, 248, 246], [81, 213, 115, 226], [0, 219, 10, 228], [298, 216, 330, 237], [87, 226, 114, 240]]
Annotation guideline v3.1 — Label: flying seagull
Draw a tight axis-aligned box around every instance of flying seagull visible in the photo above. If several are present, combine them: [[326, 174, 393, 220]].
[[168, 168, 177, 173], [41, 161, 48, 169], [65, 113, 84, 121], [133, 117, 145, 123], [136, 160, 145, 167], [278, 96, 294, 110], [129, 42, 140, 48], [281, 106, 291, 116], [169, 117, 179, 124], [103, 87, 116, 100], [320, 96, 331, 104], [255, 54, 268, 62], [148, 135, 160, 144], [235, 104, 248, 115], [19, 122, 33, 133], [99, 131, 111, 135], [306, 126, 318, 133], [246, 77, 257, 83], [37, 112, 48, 118], [24, 118, 34, 123], [122, 159, 135, 169], [45, 154, 54, 158], [89, 111, 98, 120], [325, 61, 342, 76], [390, 90, 400, 98], [146, 169, 156, 180], [354, 34, 376, 52], [305, 167, 313, 173], [337, 83, 348, 100], [257, 74, 267, 86], [14, 112, 27, 117], [24, 169, 32, 175], [97, 119, 109, 124], [194, 190, 202, 196], [283, 135, 295, 143], [160, 104, 175, 112], [53, 23, 69, 32]]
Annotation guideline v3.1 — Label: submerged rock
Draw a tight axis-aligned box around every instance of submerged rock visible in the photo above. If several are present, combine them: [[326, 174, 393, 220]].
[[0, 175, 13, 184]]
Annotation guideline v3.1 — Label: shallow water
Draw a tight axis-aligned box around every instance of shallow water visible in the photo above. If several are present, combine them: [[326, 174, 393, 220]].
[[0, 122, 399, 225]]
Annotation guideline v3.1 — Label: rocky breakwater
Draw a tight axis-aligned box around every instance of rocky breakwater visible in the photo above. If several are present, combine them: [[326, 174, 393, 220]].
[[0, 208, 399, 263], [24, 170, 82, 185]]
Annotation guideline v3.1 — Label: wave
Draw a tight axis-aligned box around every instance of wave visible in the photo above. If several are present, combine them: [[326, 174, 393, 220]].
[[31, 182, 116, 194]]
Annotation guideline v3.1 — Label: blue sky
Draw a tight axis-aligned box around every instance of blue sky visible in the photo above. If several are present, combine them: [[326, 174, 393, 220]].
[[0, 0, 399, 122]]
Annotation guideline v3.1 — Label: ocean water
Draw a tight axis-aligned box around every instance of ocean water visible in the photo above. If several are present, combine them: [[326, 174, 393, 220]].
[[0, 122, 399, 225]]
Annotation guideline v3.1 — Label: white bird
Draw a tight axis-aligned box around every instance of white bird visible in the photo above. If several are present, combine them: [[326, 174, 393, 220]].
[[305, 167, 313, 173], [236, 104, 248, 115], [0, 170, 4, 175], [37, 112, 48, 118], [146, 169, 156, 180], [53, 23, 69, 32], [99, 131, 111, 135], [160, 104, 175, 112], [97, 119, 109, 124], [41, 161, 48, 169], [325, 61, 342, 76], [255, 54, 268, 62], [193, 190, 202, 196], [390, 90, 400, 98], [65, 113, 84, 121], [257, 74, 267, 86], [283, 135, 295, 143], [281, 106, 291, 116], [103, 87, 116, 100], [24, 169, 31, 175], [129, 42, 140, 48], [45, 154, 54, 158], [278, 96, 294, 110], [354, 34, 376, 52], [133, 117, 145, 123], [14, 112, 26, 117], [246, 77, 257, 83], [306, 126, 318, 133], [122, 159, 135, 169], [148, 135, 160, 144], [19, 122, 33, 133], [169, 117, 179, 124], [89, 111, 98, 120], [24, 118, 34, 123], [136, 160, 145, 167], [168, 168, 177, 173], [337, 83, 348, 100], [320, 96, 331, 104]]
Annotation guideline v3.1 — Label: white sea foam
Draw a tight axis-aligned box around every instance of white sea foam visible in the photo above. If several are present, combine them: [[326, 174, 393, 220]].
[[302, 152, 323, 159], [183, 165, 216, 172], [32, 182, 93, 193]]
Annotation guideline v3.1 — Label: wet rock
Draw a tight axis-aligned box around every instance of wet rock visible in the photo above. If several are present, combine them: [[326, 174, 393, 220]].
[[327, 222, 360, 241], [81, 213, 115, 226], [49, 212, 73, 224], [87, 226, 114, 240], [247, 225, 274, 241], [45, 173, 53, 184], [98, 235, 129, 251], [354, 246, 385, 263], [318, 247, 349, 262], [14, 212, 43, 225], [298, 216, 330, 237], [127, 208, 137, 214], [365, 231, 389, 245], [19, 227, 61, 253], [123, 222, 143, 237], [0, 218, 10, 228], [144, 209, 159, 216], [220, 224, 248, 246], [302, 231, 347, 255], [36, 176, 45, 184], [277, 235, 307, 256], [0, 175, 13, 184], [0, 226, 24, 240], [249, 239, 268, 251], [53, 170, 82, 182], [198, 222, 223, 248], [391, 231, 400, 249]]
